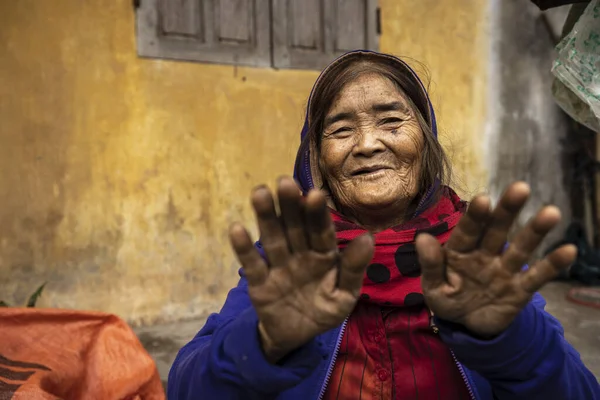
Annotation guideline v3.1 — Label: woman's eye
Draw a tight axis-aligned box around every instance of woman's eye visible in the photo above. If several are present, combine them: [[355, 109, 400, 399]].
[[380, 117, 402, 125], [332, 127, 352, 135]]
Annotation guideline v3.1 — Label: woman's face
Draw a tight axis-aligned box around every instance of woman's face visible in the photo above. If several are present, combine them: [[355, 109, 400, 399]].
[[319, 73, 424, 214]]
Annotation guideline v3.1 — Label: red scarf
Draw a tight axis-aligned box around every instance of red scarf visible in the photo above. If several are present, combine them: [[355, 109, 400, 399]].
[[323, 188, 471, 400], [332, 187, 467, 306]]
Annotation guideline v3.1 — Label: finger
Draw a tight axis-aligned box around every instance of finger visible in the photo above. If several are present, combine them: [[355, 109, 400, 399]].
[[501, 206, 562, 273], [229, 222, 269, 286], [251, 185, 289, 266], [480, 182, 530, 254], [519, 244, 577, 293], [305, 189, 337, 253], [445, 194, 492, 252], [337, 233, 374, 295], [416, 233, 446, 290], [277, 176, 308, 253]]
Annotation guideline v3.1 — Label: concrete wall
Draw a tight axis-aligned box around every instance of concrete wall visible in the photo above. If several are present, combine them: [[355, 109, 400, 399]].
[[0, 0, 489, 325], [485, 0, 571, 252]]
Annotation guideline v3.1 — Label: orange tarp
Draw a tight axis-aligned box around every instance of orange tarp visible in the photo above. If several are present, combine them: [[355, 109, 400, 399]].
[[0, 308, 165, 400]]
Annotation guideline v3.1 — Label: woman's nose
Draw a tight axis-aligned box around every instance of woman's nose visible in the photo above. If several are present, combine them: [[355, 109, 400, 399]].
[[352, 129, 385, 157]]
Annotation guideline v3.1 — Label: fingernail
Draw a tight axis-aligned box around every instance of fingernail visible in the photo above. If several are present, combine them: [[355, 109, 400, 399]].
[[252, 184, 268, 193]]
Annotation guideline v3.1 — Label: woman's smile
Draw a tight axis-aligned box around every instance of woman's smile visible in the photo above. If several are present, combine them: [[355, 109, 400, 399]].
[[350, 167, 391, 180]]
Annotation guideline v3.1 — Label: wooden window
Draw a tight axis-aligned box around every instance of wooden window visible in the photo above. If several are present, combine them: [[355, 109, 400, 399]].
[[135, 0, 379, 70], [136, 0, 271, 67], [272, 0, 379, 70]]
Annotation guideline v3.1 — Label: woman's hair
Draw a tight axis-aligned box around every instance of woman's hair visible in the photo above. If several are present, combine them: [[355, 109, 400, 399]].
[[296, 52, 451, 212]]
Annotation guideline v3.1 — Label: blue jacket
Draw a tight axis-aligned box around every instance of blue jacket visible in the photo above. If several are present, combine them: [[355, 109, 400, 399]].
[[168, 51, 599, 399], [168, 272, 599, 399]]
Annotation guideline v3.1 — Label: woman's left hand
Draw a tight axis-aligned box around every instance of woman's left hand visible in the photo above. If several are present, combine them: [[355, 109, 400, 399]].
[[416, 182, 577, 338]]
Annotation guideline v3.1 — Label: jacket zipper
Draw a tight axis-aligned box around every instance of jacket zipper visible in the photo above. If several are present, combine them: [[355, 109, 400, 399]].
[[317, 318, 348, 400], [451, 351, 477, 400], [430, 310, 476, 400]]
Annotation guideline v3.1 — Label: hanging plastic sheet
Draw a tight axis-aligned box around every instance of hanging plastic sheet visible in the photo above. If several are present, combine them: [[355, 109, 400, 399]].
[[552, 0, 600, 132]]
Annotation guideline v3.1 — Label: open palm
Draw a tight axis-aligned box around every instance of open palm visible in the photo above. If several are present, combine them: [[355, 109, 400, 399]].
[[416, 182, 576, 337], [229, 177, 374, 361]]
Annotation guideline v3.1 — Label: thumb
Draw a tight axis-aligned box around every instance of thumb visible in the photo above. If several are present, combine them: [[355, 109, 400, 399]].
[[337, 233, 375, 295], [416, 233, 446, 290]]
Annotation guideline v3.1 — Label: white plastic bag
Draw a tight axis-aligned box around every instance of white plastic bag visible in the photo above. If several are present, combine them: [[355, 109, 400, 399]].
[[552, 0, 600, 132]]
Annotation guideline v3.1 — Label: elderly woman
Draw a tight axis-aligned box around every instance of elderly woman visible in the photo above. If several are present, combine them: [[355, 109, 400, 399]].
[[168, 51, 599, 399]]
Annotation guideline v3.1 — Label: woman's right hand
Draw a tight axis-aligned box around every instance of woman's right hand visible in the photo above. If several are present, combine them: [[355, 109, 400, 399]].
[[229, 176, 375, 363]]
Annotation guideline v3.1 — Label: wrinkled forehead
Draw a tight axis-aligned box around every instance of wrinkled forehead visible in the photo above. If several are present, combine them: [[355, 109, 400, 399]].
[[326, 73, 413, 117], [307, 53, 431, 127]]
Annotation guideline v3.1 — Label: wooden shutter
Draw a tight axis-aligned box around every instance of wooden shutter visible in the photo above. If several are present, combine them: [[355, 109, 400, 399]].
[[136, 0, 271, 67], [272, 0, 379, 70]]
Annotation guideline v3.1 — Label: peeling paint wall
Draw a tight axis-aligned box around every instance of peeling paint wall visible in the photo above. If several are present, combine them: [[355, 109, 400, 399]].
[[486, 0, 571, 252], [0, 0, 489, 325]]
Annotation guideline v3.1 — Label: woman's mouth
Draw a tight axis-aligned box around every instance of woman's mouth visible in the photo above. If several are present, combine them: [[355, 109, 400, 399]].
[[351, 166, 391, 178]]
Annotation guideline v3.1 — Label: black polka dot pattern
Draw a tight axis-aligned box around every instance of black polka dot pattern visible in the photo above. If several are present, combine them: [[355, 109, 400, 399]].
[[392, 217, 431, 232], [404, 292, 425, 306], [334, 221, 358, 231], [366, 263, 391, 283], [360, 293, 370, 300], [415, 221, 449, 239], [394, 244, 421, 277]]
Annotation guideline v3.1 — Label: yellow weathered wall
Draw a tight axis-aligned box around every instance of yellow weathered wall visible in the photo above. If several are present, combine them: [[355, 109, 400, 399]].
[[0, 0, 488, 325], [380, 0, 489, 194]]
